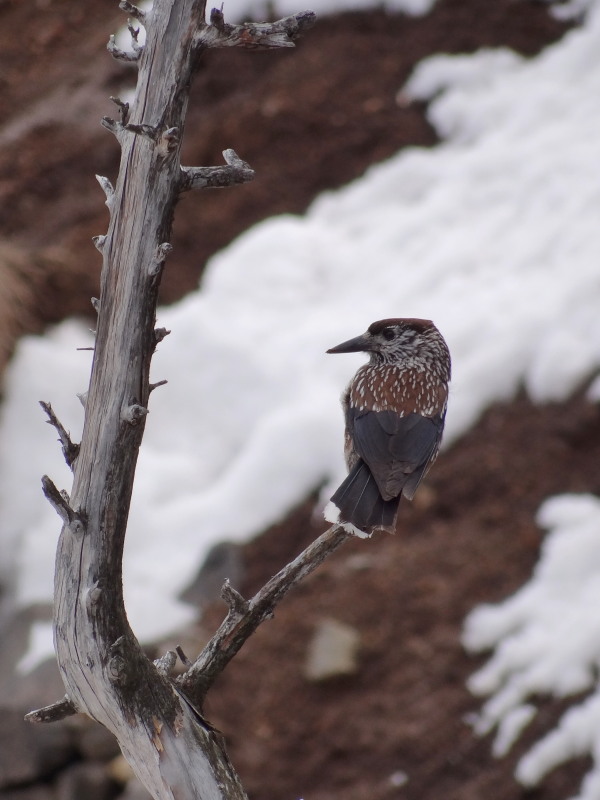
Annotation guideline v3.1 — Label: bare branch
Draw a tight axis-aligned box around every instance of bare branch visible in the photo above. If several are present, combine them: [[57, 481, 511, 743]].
[[121, 404, 148, 425], [102, 117, 160, 143], [41, 476, 77, 526], [178, 524, 350, 705], [176, 646, 192, 668], [39, 401, 80, 469], [221, 579, 250, 615], [148, 242, 173, 278], [100, 116, 125, 143], [154, 327, 171, 347], [154, 650, 178, 677], [92, 235, 106, 252], [158, 127, 180, 157], [107, 33, 141, 62], [95, 174, 115, 206], [128, 21, 144, 56], [110, 95, 131, 125], [25, 696, 77, 724], [124, 122, 160, 141], [197, 9, 316, 50], [119, 0, 147, 23], [180, 149, 255, 191]]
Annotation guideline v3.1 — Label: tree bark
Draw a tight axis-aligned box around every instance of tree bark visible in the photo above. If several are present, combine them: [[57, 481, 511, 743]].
[[27, 2, 315, 798]]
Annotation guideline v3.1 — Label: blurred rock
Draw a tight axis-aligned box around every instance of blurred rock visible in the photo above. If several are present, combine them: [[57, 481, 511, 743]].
[[0, 243, 68, 377], [179, 541, 243, 608], [0, 786, 54, 800], [105, 755, 133, 786], [119, 777, 151, 800], [66, 717, 120, 763], [53, 762, 115, 800], [0, 605, 64, 712], [304, 618, 361, 682], [0, 710, 75, 789]]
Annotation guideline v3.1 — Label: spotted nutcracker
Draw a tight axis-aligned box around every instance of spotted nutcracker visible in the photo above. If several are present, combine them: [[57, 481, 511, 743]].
[[324, 318, 451, 537]]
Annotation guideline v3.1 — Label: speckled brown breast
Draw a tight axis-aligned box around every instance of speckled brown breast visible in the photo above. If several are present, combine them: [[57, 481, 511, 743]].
[[348, 364, 448, 417]]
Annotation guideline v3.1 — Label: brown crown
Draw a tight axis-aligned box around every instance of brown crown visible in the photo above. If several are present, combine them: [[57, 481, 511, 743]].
[[367, 318, 435, 335]]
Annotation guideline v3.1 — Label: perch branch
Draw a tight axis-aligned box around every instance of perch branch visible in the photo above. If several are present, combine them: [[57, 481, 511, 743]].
[[178, 523, 351, 705]]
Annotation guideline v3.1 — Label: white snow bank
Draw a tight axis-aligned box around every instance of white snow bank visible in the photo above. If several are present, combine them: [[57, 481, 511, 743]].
[[464, 495, 600, 797]]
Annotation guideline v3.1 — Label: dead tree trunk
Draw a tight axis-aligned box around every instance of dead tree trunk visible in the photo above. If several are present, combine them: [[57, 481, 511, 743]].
[[25, 2, 317, 798]]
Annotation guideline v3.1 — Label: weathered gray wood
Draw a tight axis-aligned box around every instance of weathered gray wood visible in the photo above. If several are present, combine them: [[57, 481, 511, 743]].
[[39, 402, 80, 469], [179, 523, 351, 707], [29, 1, 315, 799], [24, 696, 76, 724]]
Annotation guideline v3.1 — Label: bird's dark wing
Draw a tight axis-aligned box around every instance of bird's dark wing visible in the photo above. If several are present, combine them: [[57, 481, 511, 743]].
[[349, 408, 444, 501]]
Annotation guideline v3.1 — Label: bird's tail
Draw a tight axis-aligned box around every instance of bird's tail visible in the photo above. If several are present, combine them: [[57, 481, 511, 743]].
[[326, 461, 399, 537]]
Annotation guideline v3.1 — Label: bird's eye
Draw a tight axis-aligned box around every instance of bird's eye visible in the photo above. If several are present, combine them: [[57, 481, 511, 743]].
[[382, 328, 395, 341]]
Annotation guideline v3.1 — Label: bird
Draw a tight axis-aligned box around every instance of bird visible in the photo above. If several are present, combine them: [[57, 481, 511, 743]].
[[324, 318, 451, 538]]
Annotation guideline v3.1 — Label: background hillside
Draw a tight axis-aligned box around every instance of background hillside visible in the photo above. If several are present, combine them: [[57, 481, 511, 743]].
[[1, 2, 597, 800]]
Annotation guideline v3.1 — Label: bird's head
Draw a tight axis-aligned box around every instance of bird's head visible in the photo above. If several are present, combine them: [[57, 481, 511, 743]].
[[327, 318, 451, 378]]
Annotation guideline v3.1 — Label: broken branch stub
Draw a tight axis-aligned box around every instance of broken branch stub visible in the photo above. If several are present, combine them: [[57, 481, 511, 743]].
[[197, 8, 316, 50]]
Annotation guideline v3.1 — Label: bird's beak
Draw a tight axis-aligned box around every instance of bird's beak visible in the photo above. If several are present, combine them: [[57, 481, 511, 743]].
[[327, 332, 373, 354]]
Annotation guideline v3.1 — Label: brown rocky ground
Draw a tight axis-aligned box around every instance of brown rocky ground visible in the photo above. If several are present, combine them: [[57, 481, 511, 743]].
[[1, 1, 595, 799]]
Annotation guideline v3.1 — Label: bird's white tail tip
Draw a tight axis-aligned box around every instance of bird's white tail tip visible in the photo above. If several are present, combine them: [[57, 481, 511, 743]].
[[323, 501, 371, 539]]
